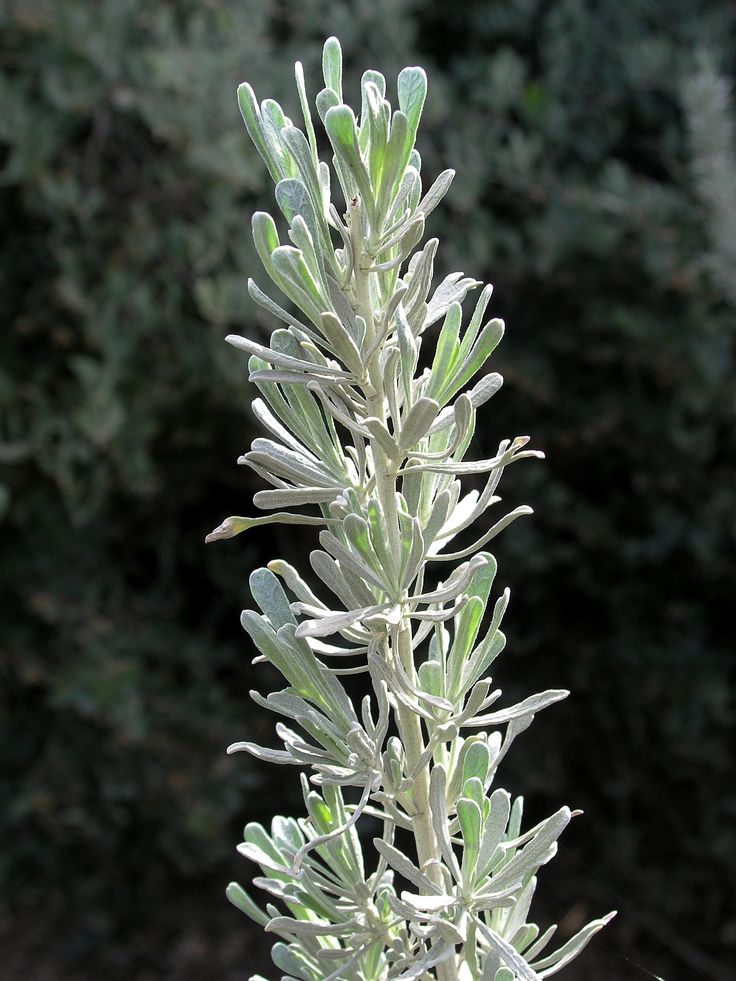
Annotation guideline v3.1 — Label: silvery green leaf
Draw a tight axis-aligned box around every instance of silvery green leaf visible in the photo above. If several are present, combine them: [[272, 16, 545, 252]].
[[432, 505, 534, 563], [294, 603, 385, 640], [415, 396, 472, 462], [367, 651, 436, 720], [366, 498, 399, 583], [271, 244, 329, 315], [237, 82, 283, 182], [307, 383, 369, 439], [402, 435, 542, 476], [380, 346, 402, 426], [370, 216, 424, 270], [271, 941, 318, 977], [424, 273, 482, 331], [375, 109, 409, 220], [362, 81, 388, 185], [363, 416, 399, 458], [412, 553, 489, 605], [328, 271, 363, 335], [396, 304, 417, 407], [477, 788, 513, 879], [287, 217, 328, 297], [396, 66, 427, 179], [241, 613, 355, 730], [417, 658, 444, 704], [418, 168, 455, 220], [398, 214, 425, 256], [253, 710, 344, 765], [318, 312, 364, 374], [458, 283, 494, 361], [252, 371, 332, 462], [493, 970, 515, 981], [319, 530, 387, 592], [462, 739, 491, 787], [361, 68, 386, 103], [388, 166, 421, 226], [399, 891, 455, 913], [205, 512, 333, 543], [458, 796, 483, 881], [249, 368, 350, 388], [341, 512, 385, 576], [294, 61, 318, 167], [228, 740, 295, 765], [428, 764, 462, 880], [373, 839, 439, 894], [276, 176, 326, 262], [281, 126, 330, 233], [436, 449, 509, 537], [465, 689, 569, 729], [251, 396, 313, 456], [399, 397, 439, 451], [253, 487, 340, 510], [404, 238, 438, 324], [315, 85, 340, 125], [253, 690, 346, 746], [310, 549, 374, 611], [251, 567, 296, 628], [467, 371, 504, 410], [509, 924, 542, 958], [247, 278, 316, 338], [268, 559, 324, 610], [393, 941, 454, 981], [276, 176, 318, 246], [421, 488, 453, 552], [267, 915, 357, 937], [321, 36, 343, 99], [438, 317, 505, 403], [410, 596, 467, 623], [501, 875, 538, 944], [425, 302, 461, 400], [245, 439, 339, 488], [252, 210, 280, 273], [226, 334, 350, 379], [372, 283, 407, 349], [532, 912, 617, 977], [260, 99, 295, 178], [476, 921, 541, 981], [491, 807, 571, 894], [226, 881, 269, 926], [324, 105, 377, 224], [248, 436, 341, 486], [400, 515, 425, 590]]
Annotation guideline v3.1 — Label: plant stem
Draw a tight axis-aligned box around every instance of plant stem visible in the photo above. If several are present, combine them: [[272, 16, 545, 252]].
[[352, 201, 458, 981], [396, 626, 458, 981]]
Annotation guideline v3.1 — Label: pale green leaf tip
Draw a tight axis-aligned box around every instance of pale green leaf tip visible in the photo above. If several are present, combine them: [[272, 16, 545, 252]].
[[205, 516, 247, 543]]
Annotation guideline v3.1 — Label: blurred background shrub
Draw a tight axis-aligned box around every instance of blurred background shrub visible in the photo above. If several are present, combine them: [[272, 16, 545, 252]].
[[1, 1, 734, 979]]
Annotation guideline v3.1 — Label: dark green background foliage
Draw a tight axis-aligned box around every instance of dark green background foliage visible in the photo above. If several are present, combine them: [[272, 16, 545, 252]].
[[1, 1, 734, 978]]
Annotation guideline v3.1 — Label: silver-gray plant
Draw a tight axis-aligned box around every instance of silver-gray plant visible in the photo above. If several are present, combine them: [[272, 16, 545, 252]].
[[208, 36, 614, 981]]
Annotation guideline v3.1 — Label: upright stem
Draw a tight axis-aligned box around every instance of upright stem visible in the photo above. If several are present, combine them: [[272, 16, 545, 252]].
[[352, 201, 458, 981], [395, 627, 458, 981]]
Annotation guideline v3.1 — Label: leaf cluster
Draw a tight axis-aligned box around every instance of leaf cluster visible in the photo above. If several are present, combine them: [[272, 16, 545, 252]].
[[215, 38, 613, 981]]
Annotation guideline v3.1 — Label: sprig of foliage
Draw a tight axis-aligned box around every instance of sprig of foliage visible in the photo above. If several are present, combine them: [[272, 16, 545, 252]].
[[210, 37, 614, 980]]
